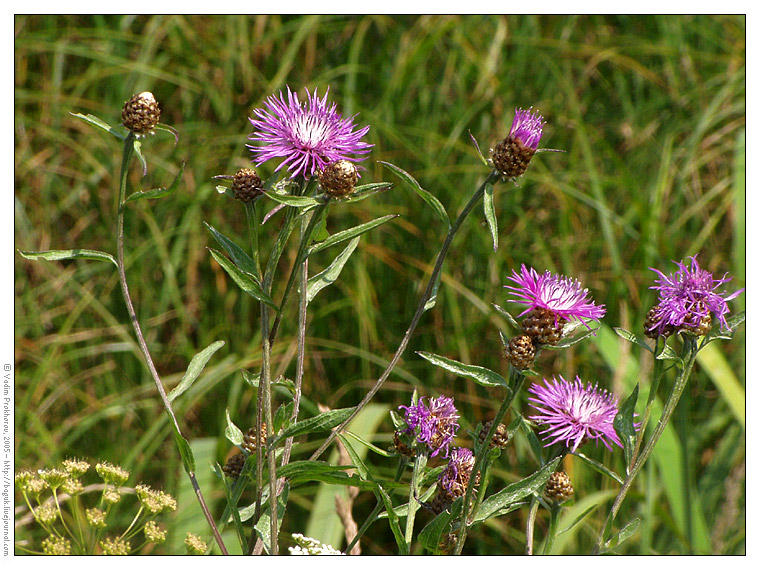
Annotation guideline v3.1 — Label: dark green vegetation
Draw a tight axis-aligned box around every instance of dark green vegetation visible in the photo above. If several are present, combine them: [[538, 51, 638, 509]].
[[15, 15, 744, 554]]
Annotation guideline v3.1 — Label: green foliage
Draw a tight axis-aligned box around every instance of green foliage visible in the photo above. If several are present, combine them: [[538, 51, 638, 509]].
[[15, 15, 744, 554]]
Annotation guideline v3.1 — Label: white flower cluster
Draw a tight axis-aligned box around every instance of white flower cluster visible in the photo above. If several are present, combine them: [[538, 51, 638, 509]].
[[289, 533, 345, 555]]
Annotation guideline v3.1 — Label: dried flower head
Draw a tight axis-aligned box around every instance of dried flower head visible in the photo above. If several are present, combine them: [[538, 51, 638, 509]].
[[528, 375, 624, 452], [242, 423, 268, 455], [184, 532, 208, 555], [505, 264, 606, 331], [95, 461, 130, 486], [491, 108, 545, 178], [100, 536, 130, 555], [222, 452, 246, 479], [42, 534, 72, 555], [231, 168, 264, 203], [144, 520, 167, 544], [478, 420, 510, 449], [647, 255, 743, 337], [289, 533, 344, 555], [122, 91, 160, 135], [248, 86, 373, 179], [398, 395, 460, 458], [437, 447, 477, 500]]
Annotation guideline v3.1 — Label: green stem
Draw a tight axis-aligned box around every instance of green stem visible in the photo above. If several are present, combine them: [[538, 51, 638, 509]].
[[404, 452, 427, 553], [542, 501, 561, 555], [592, 334, 699, 554], [525, 496, 539, 555], [115, 133, 227, 555], [310, 170, 502, 461], [453, 367, 524, 555]]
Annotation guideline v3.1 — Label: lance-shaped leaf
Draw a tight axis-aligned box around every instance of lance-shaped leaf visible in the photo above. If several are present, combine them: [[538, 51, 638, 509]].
[[492, 303, 522, 332], [205, 223, 258, 275], [270, 407, 354, 447], [254, 483, 289, 554], [613, 327, 654, 354], [306, 214, 397, 257], [225, 409, 244, 446], [70, 112, 126, 140], [168, 340, 225, 403], [305, 237, 360, 303], [417, 498, 462, 552], [416, 351, 508, 388], [423, 272, 442, 313], [570, 451, 624, 485], [265, 187, 326, 208], [208, 248, 277, 311], [473, 456, 560, 523], [483, 180, 498, 250], [19, 248, 118, 268], [613, 383, 639, 472], [125, 161, 185, 203], [338, 182, 393, 204], [601, 518, 641, 553], [379, 161, 450, 228]]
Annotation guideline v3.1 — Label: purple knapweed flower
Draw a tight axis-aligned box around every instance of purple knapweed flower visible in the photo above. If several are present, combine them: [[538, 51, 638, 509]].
[[398, 395, 460, 458], [509, 107, 545, 151], [505, 264, 606, 329], [437, 447, 476, 498], [247, 86, 373, 179], [528, 375, 623, 452], [647, 255, 744, 336]]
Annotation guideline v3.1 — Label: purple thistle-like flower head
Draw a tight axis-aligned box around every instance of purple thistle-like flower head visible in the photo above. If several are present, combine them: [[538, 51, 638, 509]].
[[509, 107, 545, 151], [438, 447, 475, 497], [528, 375, 623, 452], [648, 255, 744, 335], [399, 395, 460, 458], [247, 86, 373, 179], [505, 264, 606, 329]]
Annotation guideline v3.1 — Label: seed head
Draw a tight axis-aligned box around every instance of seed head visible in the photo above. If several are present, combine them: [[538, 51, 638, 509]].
[[100, 536, 130, 555], [545, 471, 574, 502], [222, 452, 246, 479], [478, 420, 510, 449], [42, 535, 72, 555], [34, 503, 59, 525], [95, 461, 130, 486], [86, 507, 107, 529], [102, 486, 121, 505], [231, 168, 264, 203], [38, 468, 68, 490], [144, 520, 167, 544], [242, 423, 268, 455], [184, 532, 208, 555], [122, 91, 160, 135], [62, 458, 91, 477], [135, 484, 177, 513], [505, 334, 536, 368]]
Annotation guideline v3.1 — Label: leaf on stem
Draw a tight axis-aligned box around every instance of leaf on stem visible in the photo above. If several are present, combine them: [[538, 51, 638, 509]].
[[19, 248, 118, 267], [379, 161, 450, 228], [492, 303, 522, 332], [204, 223, 258, 275], [271, 407, 354, 446], [306, 215, 397, 257], [124, 161, 185, 203], [416, 351, 509, 388], [70, 112, 126, 140], [613, 383, 639, 472], [600, 517, 641, 553], [225, 409, 244, 446], [168, 340, 225, 403], [208, 248, 278, 311], [483, 180, 499, 250], [305, 237, 360, 303]]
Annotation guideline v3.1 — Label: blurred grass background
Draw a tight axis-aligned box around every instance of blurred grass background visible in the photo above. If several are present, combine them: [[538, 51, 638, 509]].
[[14, 15, 744, 554]]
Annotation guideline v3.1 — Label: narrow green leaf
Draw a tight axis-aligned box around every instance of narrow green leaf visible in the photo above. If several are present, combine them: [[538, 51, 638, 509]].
[[423, 272, 442, 312], [483, 180, 498, 250], [613, 327, 654, 353], [254, 483, 289, 555], [205, 223, 258, 275], [571, 451, 624, 485], [225, 409, 244, 446], [209, 248, 278, 311], [125, 161, 184, 203], [19, 248, 118, 267], [473, 457, 560, 523], [379, 161, 450, 228], [265, 187, 325, 208], [70, 112, 126, 140], [558, 504, 598, 536], [492, 303, 522, 332], [272, 407, 354, 446], [468, 131, 490, 166], [614, 383, 639, 471], [306, 215, 397, 257], [132, 137, 147, 176], [703, 310, 745, 344], [305, 237, 360, 302], [276, 460, 354, 479], [273, 401, 294, 434], [343, 430, 393, 458], [339, 182, 393, 204], [416, 351, 508, 388], [417, 500, 460, 552], [696, 341, 745, 428], [168, 340, 225, 403], [602, 518, 641, 553], [169, 420, 196, 473]]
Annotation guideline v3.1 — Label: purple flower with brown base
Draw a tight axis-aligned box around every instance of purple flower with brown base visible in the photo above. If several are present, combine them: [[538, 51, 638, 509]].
[[248, 86, 373, 179], [398, 395, 460, 458], [646, 255, 743, 337], [528, 375, 623, 452]]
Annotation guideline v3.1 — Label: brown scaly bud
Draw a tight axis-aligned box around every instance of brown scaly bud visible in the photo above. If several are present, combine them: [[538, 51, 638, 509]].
[[522, 307, 566, 345], [122, 91, 160, 135], [490, 108, 545, 179], [241, 423, 268, 455], [222, 452, 246, 479], [680, 300, 712, 337], [505, 334, 535, 369], [544, 470, 574, 502], [478, 420, 510, 449], [319, 160, 359, 197], [644, 304, 675, 339], [392, 431, 416, 457], [232, 168, 264, 203]]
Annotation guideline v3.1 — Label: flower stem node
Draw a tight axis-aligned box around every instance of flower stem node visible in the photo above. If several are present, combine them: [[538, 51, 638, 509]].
[[231, 168, 264, 203], [121, 91, 160, 135], [319, 159, 359, 197], [505, 334, 536, 369], [544, 471, 574, 502]]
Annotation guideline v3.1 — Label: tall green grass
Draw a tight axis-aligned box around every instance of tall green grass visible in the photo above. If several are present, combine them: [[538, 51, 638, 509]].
[[15, 15, 744, 554]]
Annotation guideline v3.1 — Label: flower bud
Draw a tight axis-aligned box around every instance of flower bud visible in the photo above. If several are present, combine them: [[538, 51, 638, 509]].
[[544, 470, 574, 502], [232, 168, 264, 203], [319, 160, 359, 197], [504, 334, 535, 369], [122, 91, 161, 134]]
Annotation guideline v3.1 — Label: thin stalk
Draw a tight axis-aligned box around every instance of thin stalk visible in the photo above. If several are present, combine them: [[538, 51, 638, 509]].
[[115, 133, 227, 555], [541, 501, 561, 555], [592, 334, 699, 554], [630, 336, 666, 467], [404, 453, 426, 553], [525, 496, 540, 555], [453, 368, 524, 555], [310, 170, 502, 461]]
